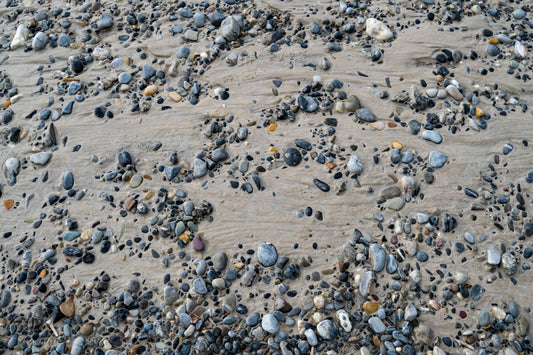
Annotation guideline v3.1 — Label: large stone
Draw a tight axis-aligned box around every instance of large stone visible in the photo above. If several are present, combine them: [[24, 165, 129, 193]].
[[347, 155, 363, 174], [32, 31, 48, 50], [30, 152, 51, 165], [220, 16, 241, 41], [257, 242, 278, 267], [316, 319, 337, 340], [355, 108, 376, 122], [11, 24, 30, 50], [365, 18, 393, 41], [261, 314, 279, 334], [428, 151, 447, 168], [369, 244, 386, 272]]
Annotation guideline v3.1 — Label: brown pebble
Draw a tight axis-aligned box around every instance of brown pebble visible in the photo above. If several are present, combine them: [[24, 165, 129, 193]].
[[363, 301, 379, 314], [59, 294, 75, 317], [79, 323, 94, 336], [144, 84, 158, 96], [125, 198, 137, 211]]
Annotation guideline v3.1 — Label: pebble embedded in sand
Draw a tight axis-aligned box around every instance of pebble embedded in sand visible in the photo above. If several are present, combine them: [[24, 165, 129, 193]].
[[365, 18, 393, 41], [144, 85, 158, 96]]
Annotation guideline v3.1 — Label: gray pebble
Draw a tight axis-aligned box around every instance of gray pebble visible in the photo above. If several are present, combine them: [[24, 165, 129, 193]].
[[355, 108, 376, 122], [369, 244, 386, 272], [164, 286, 179, 305], [220, 16, 241, 41], [192, 278, 208, 294], [193, 158, 207, 178], [261, 314, 279, 334], [422, 130, 442, 144], [316, 319, 337, 340], [118, 72, 132, 84], [298, 95, 318, 113], [212, 148, 228, 162], [214, 251, 228, 272], [63, 170, 74, 190], [98, 14, 113, 30], [32, 32, 48, 50], [428, 151, 447, 168], [257, 242, 278, 267], [30, 152, 51, 165], [368, 317, 386, 333]]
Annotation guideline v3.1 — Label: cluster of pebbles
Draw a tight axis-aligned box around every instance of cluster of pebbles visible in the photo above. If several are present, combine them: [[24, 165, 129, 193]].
[[1, 0, 532, 354]]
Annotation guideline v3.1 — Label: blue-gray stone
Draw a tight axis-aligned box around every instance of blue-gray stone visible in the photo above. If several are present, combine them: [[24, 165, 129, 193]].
[[32, 31, 48, 50], [355, 108, 376, 122], [178, 8, 193, 18], [179, 313, 191, 328], [30, 152, 51, 165], [480, 310, 490, 326], [408, 120, 421, 135], [164, 165, 181, 180], [503, 143, 513, 155], [369, 244, 386, 272], [63, 246, 82, 257], [386, 254, 398, 274], [262, 314, 279, 334], [487, 44, 500, 56], [142, 64, 156, 80], [208, 12, 225, 27], [327, 43, 342, 52], [391, 148, 401, 164], [404, 303, 418, 321], [212, 148, 228, 162], [118, 72, 132, 84], [368, 317, 386, 333], [257, 242, 278, 267], [193, 158, 207, 178], [526, 171, 533, 183], [305, 329, 318, 346], [192, 278, 207, 294], [68, 81, 82, 95], [246, 313, 260, 326], [416, 251, 428, 262], [428, 151, 447, 168], [58, 34, 73, 47], [422, 130, 442, 144], [98, 14, 114, 29], [316, 319, 337, 340], [508, 300, 519, 318], [311, 23, 320, 34], [164, 286, 179, 305], [513, 9, 526, 19], [0, 290, 11, 308], [41, 249, 56, 262], [177, 46, 190, 58], [401, 151, 414, 163], [118, 151, 132, 166], [40, 109, 51, 120], [64, 231, 81, 242], [471, 284, 484, 300], [283, 147, 302, 166], [71, 337, 85, 355], [298, 95, 318, 113], [171, 25, 183, 34], [63, 170, 74, 189], [193, 12, 205, 27], [464, 232, 475, 244], [220, 16, 241, 41]]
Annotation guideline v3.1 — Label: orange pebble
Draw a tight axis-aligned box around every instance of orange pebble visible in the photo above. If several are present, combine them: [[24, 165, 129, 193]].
[[4, 199, 14, 210], [488, 38, 499, 44], [40, 269, 47, 278], [387, 122, 397, 128], [475, 107, 485, 117], [326, 163, 337, 169], [268, 147, 278, 152], [391, 141, 403, 150], [268, 123, 278, 132], [179, 234, 190, 243], [3, 101, 10, 108]]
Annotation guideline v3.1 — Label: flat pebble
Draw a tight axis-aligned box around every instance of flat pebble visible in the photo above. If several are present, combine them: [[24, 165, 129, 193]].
[[257, 242, 278, 267]]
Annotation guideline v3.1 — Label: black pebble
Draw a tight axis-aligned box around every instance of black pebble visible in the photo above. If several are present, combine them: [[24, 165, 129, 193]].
[[94, 106, 106, 118], [72, 60, 84, 74]]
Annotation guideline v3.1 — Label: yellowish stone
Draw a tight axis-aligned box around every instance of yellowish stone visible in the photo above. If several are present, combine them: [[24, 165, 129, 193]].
[[168, 91, 182, 102], [391, 141, 403, 149], [143, 84, 158, 96], [363, 301, 379, 314], [209, 109, 228, 118], [370, 122, 386, 131]]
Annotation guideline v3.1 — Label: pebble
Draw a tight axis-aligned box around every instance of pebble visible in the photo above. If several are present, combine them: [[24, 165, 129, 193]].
[[11, 24, 30, 50], [428, 151, 447, 168], [305, 329, 318, 346], [257, 242, 278, 267], [422, 130, 442, 144], [283, 148, 302, 166], [98, 14, 114, 30], [30, 152, 51, 165], [118, 151, 132, 167], [502, 253, 518, 275], [355, 108, 376, 122], [192, 236, 204, 251], [220, 16, 241, 41], [445, 85, 463, 101], [164, 286, 178, 305], [359, 271, 375, 297], [317, 319, 337, 340], [213, 251, 228, 271], [347, 155, 363, 174], [369, 244, 386, 272], [368, 317, 386, 333], [192, 278, 207, 294], [514, 41, 527, 59], [388, 197, 404, 210], [144, 85, 158, 96], [262, 314, 279, 334], [298, 95, 318, 113], [464, 232, 475, 244], [71, 337, 85, 355], [118, 72, 132, 84], [503, 143, 514, 155], [313, 178, 330, 192], [63, 171, 74, 190], [32, 32, 48, 50], [405, 303, 418, 321], [487, 245, 502, 265], [336, 310, 352, 332], [380, 186, 401, 199], [193, 158, 207, 178], [365, 18, 393, 41]]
